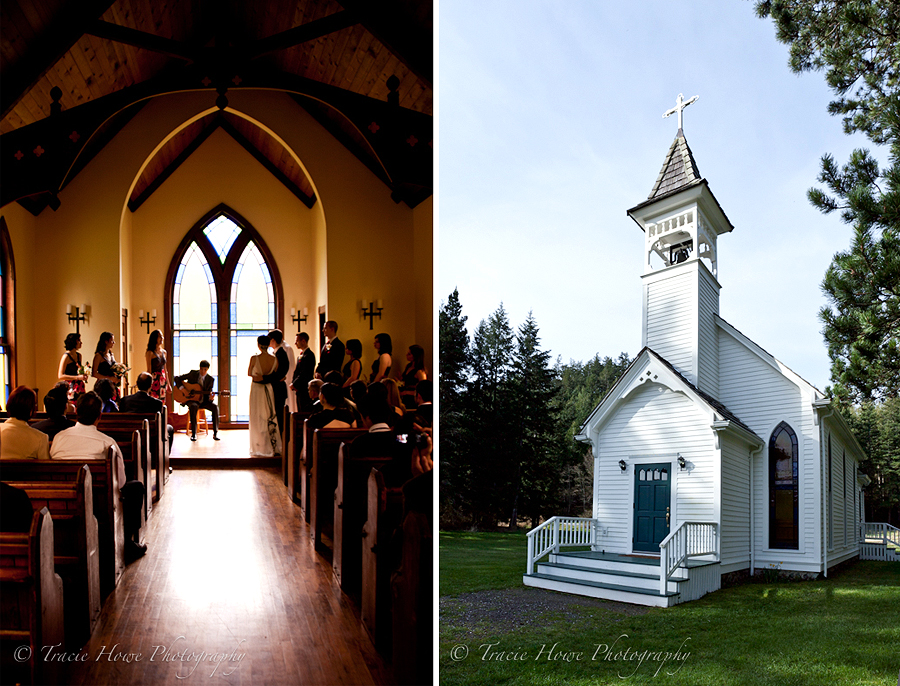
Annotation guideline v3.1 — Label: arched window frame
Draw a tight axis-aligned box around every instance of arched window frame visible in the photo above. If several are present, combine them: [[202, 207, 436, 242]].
[[0, 218, 16, 409], [164, 204, 283, 426], [768, 421, 799, 550]]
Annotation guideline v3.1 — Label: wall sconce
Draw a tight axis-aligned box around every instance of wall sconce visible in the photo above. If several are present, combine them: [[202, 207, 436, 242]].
[[139, 309, 157, 334], [66, 304, 87, 335], [677, 455, 686, 470], [618, 459, 627, 472], [291, 307, 309, 333], [362, 299, 383, 330]]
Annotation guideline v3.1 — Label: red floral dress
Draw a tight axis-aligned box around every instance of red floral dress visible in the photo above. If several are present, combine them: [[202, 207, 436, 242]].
[[149, 351, 168, 401]]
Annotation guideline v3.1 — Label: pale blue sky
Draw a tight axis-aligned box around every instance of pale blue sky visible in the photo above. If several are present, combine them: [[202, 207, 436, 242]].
[[437, 0, 879, 393]]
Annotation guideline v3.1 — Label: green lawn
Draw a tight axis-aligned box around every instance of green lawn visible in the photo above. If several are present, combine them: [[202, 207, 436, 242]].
[[439, 531, 900, 686]]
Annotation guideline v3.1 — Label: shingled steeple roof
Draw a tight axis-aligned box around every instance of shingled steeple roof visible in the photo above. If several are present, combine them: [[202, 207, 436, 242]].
[[648, 130, 702, 200]]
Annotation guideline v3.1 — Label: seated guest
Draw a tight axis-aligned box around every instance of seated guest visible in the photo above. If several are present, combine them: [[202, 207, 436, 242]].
[[308, 379, 324, 413], [95, 378, 120, 413], [306, 383, 356, 430], [348, 398, 400, 457], [0, 482, 34, 532], [51, 392, 147, 559], [32, 384, 76, 440], [414, 379, 433, 429], [366, 382, 396, 428], [120, 372, 175, 453], [323, 370, 344, 387], [399, 344, 428, 409], [382, 378, 406, 418], [349, 380, 368, 408], [0, 386, 50, 460]]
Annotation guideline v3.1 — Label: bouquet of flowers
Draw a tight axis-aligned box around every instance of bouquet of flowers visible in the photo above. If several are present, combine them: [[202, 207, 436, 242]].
[[111, 363, 131, 379], [77, 362, 91, 378]]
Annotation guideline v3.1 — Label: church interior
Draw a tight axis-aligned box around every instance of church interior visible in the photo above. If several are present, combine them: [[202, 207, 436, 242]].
[[1, 0, 432, 683]]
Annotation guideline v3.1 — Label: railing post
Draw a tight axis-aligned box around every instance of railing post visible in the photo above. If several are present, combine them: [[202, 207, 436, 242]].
[[553, 518, 560, 555], [527, 535, 534, 575]]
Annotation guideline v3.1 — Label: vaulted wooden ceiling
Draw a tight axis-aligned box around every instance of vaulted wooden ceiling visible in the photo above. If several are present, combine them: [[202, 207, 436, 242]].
[[0, 0, 433, 213]]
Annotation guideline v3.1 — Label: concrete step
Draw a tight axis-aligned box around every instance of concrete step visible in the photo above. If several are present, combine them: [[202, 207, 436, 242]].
[[523, 572, 679, 608], [537, 561, 685, 593]]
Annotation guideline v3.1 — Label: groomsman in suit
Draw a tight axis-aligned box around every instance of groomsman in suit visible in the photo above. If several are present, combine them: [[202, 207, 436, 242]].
[[316, 320, 344, 377], [120, 372, 175, 452], [290, 331, 316, 410], [174, 361, 219, 441], [259, 329, 289, 435]]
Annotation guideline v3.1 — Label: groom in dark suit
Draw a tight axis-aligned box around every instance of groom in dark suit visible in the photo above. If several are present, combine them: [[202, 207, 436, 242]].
[[316, 320, 344, 377], [174, 361, 219, 441], [260, 329, 289, 435]]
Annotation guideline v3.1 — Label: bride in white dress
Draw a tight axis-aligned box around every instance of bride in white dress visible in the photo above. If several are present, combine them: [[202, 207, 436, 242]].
[[248, 335, 282, 457]]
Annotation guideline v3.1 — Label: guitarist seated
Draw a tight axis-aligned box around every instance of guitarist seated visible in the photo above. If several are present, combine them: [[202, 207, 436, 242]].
[[173, 360, 219, 442]]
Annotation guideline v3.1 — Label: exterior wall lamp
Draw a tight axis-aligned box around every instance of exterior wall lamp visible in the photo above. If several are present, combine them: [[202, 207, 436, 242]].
[[678, 455, 686, 470], [618, 459, 627, 472]]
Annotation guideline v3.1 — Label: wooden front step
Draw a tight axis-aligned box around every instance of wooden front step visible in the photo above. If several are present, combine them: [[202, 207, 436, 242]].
[[523, 572, 678, 607]]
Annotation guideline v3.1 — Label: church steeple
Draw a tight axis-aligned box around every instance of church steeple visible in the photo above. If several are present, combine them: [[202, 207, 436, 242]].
[[626, 94, 734, 396]]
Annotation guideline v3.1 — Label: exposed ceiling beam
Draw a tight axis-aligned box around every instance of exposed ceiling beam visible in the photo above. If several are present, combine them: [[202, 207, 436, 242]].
[[337, 0, 432, 87], [243, 11, 359, 60], [0, 0, 117, 118], [85, 20, 202, 62]]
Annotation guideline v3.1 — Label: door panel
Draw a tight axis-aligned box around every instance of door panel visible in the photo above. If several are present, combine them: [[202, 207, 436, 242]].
[[634, 463, 671, 553]]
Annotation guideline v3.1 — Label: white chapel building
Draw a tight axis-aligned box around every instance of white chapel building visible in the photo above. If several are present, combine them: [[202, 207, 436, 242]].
[[524, 105, 870, 607]]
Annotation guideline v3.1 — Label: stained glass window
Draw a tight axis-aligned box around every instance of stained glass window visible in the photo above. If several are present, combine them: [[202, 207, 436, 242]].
[[230, 242, 275, 422], [169, 210, 279, 426], [769, 422, 799, 549], [172, 242, 218, 388], [203, 215, 242, 264]]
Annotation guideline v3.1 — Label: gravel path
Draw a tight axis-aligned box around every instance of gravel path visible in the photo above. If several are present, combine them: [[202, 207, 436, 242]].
[[440, 587, 650, 635]]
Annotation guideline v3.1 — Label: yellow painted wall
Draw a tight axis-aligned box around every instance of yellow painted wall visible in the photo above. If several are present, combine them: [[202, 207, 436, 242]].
[[1, 88, 432, 399]]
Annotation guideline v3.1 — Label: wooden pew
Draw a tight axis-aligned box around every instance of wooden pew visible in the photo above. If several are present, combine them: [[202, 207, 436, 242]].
[[286, 411, 312, 504], [309, 427, 367, 553], [99, 412, 161, 508], [100, 427, 147, 534], [0, 508, 65, 685], [282, 405, 292, 485], [361, 469, 403, 654], [1, 449, 125, 599], [5, 466, 101, 650], [333, 445, 392, 599], [392, 505, 433, 686]]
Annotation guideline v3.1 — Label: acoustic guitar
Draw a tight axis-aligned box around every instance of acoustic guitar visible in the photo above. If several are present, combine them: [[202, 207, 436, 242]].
[[172, 382, 213, 405]]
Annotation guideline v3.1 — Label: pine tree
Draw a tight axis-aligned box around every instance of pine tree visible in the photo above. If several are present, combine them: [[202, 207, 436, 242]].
[[466, 305, 515, 527], [438, 289, 471, 525], [756, 0, 900, 403], [507, 313, 560, 529]]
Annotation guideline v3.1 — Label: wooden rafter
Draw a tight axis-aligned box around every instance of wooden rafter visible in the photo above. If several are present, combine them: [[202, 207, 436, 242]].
[[0, 0, 117, 118], [85, 20, 202, 62]]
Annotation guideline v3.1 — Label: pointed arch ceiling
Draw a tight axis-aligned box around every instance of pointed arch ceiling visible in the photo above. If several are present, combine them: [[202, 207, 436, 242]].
[[0, 0, 432, 212]]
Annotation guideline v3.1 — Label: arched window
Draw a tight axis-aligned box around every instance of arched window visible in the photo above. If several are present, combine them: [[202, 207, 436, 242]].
[[769, 421, 799, 549], [166, 206, 282, 426], [0, 219, 15, 410]]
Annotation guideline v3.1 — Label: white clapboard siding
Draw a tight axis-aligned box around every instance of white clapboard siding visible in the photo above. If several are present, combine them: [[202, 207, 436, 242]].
[[646, 270, 694, 380], [720, 435, 750, 568], [696, 268, 720, 398], [824, 423, 860, 563], [594, 383, 715, 554], [718, 330, 819, 562]]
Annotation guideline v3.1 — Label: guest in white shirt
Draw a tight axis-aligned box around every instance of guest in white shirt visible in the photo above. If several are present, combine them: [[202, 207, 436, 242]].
[[51, 391, 147, 559], [0, 386, 50, 460]]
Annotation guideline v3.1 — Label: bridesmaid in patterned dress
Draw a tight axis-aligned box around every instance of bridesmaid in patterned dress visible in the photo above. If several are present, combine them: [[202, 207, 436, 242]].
[[57, 333, 88, 400], [145, 329, 171, 402]]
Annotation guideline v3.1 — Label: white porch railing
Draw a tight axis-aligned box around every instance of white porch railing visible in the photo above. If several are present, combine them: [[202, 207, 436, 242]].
[[859, 522, 900, 561], [659, 522, 718, 595], [525, 517, 599, 575]]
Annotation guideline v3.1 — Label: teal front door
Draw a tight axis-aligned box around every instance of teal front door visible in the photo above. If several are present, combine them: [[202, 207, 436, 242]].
[[633, 463, 671, 553]]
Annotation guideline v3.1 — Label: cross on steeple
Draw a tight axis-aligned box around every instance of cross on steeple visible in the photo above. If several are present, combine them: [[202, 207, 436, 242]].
[[663, 93, 699, 131]]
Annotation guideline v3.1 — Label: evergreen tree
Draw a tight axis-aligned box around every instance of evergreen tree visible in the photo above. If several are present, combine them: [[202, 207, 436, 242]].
[[507, 313, 561, 529], [755, 0, 900, 403], [438, 289, 471, 524], [466, 304, 516, 527], [847, 398, 900, 525]]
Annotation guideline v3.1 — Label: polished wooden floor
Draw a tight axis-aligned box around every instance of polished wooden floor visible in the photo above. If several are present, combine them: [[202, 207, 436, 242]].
[[64, 433, 392, 685]]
